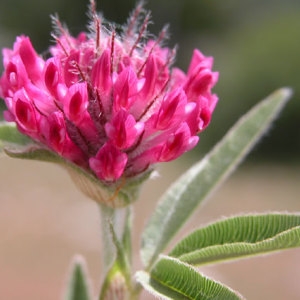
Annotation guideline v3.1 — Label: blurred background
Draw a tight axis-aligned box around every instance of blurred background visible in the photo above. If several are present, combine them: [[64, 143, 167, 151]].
[[0, 0, 300, 299]]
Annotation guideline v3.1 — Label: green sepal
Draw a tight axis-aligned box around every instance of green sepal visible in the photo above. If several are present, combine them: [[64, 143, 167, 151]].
[[4, 140, 151, 208]]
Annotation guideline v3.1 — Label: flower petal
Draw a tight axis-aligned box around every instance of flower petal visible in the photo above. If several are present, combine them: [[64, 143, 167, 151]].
[[89, 143, 128, 182]]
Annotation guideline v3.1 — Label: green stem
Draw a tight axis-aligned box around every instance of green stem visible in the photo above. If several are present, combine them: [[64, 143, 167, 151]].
[[99, 204, 116, 273], [99, 204, 136, 299]]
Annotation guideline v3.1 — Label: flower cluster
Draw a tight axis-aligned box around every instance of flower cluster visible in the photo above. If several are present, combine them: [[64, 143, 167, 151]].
[[0, 1, 218, 184]]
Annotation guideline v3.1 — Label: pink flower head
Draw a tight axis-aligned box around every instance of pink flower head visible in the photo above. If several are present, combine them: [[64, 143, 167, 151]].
[[0, 1, 218, 185]]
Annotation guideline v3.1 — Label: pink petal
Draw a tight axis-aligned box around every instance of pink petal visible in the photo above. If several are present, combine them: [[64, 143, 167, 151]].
[[13, 89, 38, 133], [105, 109, 144, 150], [18, 37, 44, 84], [89, 143, 128, 182], [113, 67, 138, 111], [91, 49, 112, 94], [155, 88, 187, 130], [187, 49, 213, 75], [140, 55, 158, 99], [64, 82, 88, 124], [158, 123, 199, 162], [43, 58, 66, 101], [63, 51, 80, 87], [25, 82, 56, 116]]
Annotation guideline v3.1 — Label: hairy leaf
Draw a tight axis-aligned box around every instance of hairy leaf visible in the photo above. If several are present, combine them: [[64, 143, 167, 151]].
[[141, 88, 292, 268], [169, 213, 300, 265], [64, 256, 92, 300], [0, 122, 31, 150], [136, 255, 244, 299]]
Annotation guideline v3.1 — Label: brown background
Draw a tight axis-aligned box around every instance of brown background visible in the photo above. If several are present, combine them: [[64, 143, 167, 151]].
[[0, 156, 300, 299]]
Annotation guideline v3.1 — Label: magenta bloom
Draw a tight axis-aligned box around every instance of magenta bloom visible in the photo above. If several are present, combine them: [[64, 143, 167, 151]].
[[0, 3, 218, 190]]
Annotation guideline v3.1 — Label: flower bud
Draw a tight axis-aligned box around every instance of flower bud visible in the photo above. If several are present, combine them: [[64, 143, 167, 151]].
[[0, 1, 218, 207]]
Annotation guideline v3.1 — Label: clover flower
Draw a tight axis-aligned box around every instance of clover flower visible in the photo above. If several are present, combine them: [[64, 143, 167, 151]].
[[0, 1, 218, 206]]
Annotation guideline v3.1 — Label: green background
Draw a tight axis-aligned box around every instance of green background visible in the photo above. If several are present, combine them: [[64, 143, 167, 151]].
[[1, 0, 299, 162]]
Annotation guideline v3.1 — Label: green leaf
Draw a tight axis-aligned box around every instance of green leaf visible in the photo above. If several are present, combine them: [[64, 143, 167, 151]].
[[4, 143, 66, 162], [169, 213, 300, 266], [64, 255, 92, 300], [141, 88, 292, 268], [136, 255, 244, 300], [0, 122, 31, 149]]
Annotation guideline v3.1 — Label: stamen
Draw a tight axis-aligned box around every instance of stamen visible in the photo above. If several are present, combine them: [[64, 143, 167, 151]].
[[125, 130, 145, 154], [110, 30, 116, 75], [65, 117, 95, 156], [51, 34, 69, 57], [129, 12, 151, 57], [51, 15, 73, 50], [95, 89, 107, 124], [73, 61, 88, 82], [87, 87, 107, 134], [89, 0, 97, 13], [89, 0, 101, 53], [157, 25, 170, 45], [137, 25, 170, 77], [87, 101, 101, 138], [157, 47, 176, 79], [137, 77, 170, 122], [125, 1, 144, 39], [95, 16, 101, 53]]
